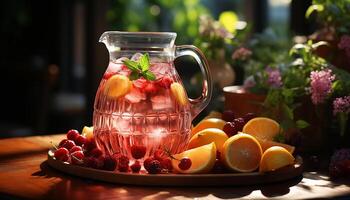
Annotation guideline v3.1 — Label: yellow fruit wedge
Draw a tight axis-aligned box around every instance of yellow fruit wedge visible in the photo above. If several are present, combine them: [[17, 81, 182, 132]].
[[103, 74, 132, 99], [188, 128, 228, 154], [242, 117, 280, 140], [82, 126, 94, 140], [222, 133, 262, 172], [204, 111, 222, 120], [259, 146, 295, 173], [171, 142, 217, 174], [255, 137, 295, 154], [170, 82, 188, 106], [191, 118, 226, 137]]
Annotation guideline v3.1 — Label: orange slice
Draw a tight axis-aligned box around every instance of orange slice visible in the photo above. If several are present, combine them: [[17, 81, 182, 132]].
[[221, 133, 262, 172], [188, 128, 228, 153], [255, 137, 295, 154], [103, 74, 132, 99], [191, 118, 226, 137], [171, 142, 217, 174], [259, 146, 295, 173], [242, 117, 280, 140], [170, 82, 188, 106]]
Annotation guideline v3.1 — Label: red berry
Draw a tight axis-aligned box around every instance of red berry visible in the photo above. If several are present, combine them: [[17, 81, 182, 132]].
[[103, 155, 117, 171], [103, 71, 117, 79], [67, 129, 80, 141], [75, 135, 87, 146], [54, 147, 70, 162], [69, 146, 82, 154], [89, 148, 103, 158], [116, 154, 129, 172], [146, 160, 162, 174], [243, 112, 257, 123], [154, 149, 165, 161], [71, 151, 84, 165], [84, 156, 104, 169], [157, 76, 173, 89], [58, 139, 68, 148], [178, 157, 192, 170], [131, 145, 147, 159], [133, 78, 147, 89], [160, 158, 173, 171], [144, 157, 154, 171], [130, 161, 141, 173], [233, 118, 245, 131], [83, 138, 96, 151], [144, 82, 159, 94], [223, 122, 238, 137], [61, 140, 76, 150], [222, 110, 235, 122]]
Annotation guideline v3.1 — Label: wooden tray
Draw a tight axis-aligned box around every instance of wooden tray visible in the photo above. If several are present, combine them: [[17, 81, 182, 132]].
[[47, 150, 303, 186]]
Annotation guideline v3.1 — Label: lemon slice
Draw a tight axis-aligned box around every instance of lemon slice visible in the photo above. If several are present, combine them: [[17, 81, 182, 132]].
[[259, 146, 295, 173], [170, 82, 188, 106], [242, 117, 280, 140], [188, 128, 228, 154], [222, 133, 262, 172], [82, 126, 93, 140], [103, 75, 132, 99], [191, 118, 226, 137], [171, 142, 217, 174]]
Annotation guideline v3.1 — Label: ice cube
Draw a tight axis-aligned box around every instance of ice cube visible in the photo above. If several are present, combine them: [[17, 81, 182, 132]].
[[132, 78, 147, 89], [149, 63, 173, 79], [125, 87, 146, 104], [151, 92, 173, 110]]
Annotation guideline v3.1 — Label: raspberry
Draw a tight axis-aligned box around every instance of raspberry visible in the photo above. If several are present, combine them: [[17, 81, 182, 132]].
[[130, 161, 141, 173], [144, 157, 154, 171], [116, 154, 129, 172], [222, 110, 235, 122], [178, 157, 192, 170], [130, 145, 147, 159], [243, 112, 257, 123], [84, 156, 104, 169], [233, 118, 245, 131], [103, 155, 117, 171], [146, 160, 162, 174]]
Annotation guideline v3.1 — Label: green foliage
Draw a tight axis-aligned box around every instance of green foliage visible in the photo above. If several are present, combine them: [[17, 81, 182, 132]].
[[123, 53, 156, 81]]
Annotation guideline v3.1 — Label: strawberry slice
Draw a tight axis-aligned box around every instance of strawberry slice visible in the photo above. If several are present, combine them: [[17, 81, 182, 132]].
[[156, 76, 173, 89], [144, 82, 159, 94]]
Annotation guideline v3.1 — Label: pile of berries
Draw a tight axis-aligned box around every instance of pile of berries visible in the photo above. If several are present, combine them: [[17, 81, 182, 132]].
[[329, 148, 350, 178], [222, 110, 256, 137]]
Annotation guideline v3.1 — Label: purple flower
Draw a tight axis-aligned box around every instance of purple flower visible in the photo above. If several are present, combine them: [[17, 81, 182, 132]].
[[243, 75, 256, 89], [232, 47, 252, 61], [265, 67, 282, 88], [310, 69, 335, 105], [333, 96, 350, 115]]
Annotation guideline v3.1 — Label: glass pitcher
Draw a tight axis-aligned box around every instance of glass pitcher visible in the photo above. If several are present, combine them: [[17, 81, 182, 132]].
[[93, 31, 212, 161]]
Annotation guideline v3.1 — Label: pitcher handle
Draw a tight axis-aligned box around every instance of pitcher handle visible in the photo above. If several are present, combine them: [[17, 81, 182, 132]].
[[175, 45, 213, 119]]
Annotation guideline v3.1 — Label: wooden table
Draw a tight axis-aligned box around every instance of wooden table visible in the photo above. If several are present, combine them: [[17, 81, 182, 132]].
[[0, 135, 349, 200]]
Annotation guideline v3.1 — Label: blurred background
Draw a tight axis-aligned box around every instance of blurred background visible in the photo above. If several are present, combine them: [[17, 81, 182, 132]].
[[0, 0, 314, 138]]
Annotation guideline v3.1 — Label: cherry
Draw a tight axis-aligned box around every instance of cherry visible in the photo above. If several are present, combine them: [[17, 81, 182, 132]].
[[66, 129, 80, 141], [146, 160, 162, 174], [71, 151, 84, 165], [84, 156, 104, 169], [54, 147, 70, 162], [178, 157, 192, 170], [116, 154, 129, 172], [223, 122, 239, 137], [144, 157, 155, 172], [243, 112, 257, 123], [160, 158, 173, 171], [233, 118, 245, 132], [130, 145, 147, 159], [61, 140, 76, 150], [83, 138, 96, 151], [69, 145, 82, 154], [222, 110, 235, 122], [130, 161, 141, 173], [103, 155, 117, 171], [89, 148, 103, 158], [58, 139, 68, 148], [75, 135, 87, 146]]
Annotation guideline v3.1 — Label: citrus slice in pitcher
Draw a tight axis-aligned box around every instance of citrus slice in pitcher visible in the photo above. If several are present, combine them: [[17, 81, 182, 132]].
[[259, 146, 295, 173], [242, 117, 280, 140], [170, 82, 188, 106], [103, 74, 132, 99], [221, 133, 262, 172], [171, 142, 217, 174]]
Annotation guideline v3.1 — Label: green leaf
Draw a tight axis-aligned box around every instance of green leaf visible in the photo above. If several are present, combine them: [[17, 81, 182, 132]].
[[123, 60, 139, 71], [139, 53, 150, 72], [142, 71, 156, 81], [282, 103, 294, 120], [129, 71, 140, 80], [296, 120, 310, 129], [305, 5, 324, 18]]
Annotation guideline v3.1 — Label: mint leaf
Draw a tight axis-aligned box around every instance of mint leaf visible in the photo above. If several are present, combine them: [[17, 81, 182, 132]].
[[123, 60, 139, 71], [139, 53, 150, 72], [129, 71, 140, 80], [143, 71, 156, 81], [296, 120, 309, 129]]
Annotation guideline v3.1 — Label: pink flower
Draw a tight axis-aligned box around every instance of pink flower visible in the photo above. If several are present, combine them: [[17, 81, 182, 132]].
[[266, 67, 282, 88], [333, 96, 350, 115], [310, 69, 335, 105], [232, 47, 252, 61]]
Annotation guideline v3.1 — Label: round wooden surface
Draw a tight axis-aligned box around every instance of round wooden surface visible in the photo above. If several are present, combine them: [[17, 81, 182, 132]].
[[47, 150, 303, 186]]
